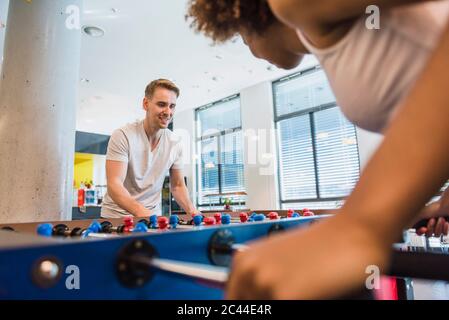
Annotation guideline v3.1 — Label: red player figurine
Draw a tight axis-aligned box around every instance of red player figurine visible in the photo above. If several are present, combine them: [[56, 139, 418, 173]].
[[158, 216, 169, 230], [123, 217, 134, 233], [214, 213, 222, 224], [268, 212, 279, 220], [239, 212, 248, 223], [302, 208, 315, 216], [204, 217, 216, 226]]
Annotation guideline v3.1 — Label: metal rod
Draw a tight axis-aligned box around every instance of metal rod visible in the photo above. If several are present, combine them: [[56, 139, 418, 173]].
[[131, 256, 229, 286], [231, 244, 248, 252], [130, 248, 449, 289]]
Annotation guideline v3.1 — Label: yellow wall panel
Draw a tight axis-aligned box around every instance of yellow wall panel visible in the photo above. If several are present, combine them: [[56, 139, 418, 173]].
[[74, 153, 94, 188]]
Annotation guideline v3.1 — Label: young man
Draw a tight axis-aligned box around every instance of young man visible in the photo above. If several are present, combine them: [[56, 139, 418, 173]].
[[101, 79, 199, 218], [186, 0, 449, 299]]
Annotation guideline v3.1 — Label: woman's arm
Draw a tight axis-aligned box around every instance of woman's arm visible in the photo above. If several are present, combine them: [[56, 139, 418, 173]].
[[227, 21, 449, 300]]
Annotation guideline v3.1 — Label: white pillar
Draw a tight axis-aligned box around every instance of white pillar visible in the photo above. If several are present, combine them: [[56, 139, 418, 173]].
[[0, 0, 82, 223], [241, 81, 279, 210], [173, 109, 197, 202]]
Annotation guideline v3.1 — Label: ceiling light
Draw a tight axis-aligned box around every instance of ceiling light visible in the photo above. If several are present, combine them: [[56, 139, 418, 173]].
[[80, 78, 90, 83], [83, 26, 105, 38]]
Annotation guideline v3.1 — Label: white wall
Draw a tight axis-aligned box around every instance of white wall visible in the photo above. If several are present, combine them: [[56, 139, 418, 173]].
[[92, 154, 107, 186]]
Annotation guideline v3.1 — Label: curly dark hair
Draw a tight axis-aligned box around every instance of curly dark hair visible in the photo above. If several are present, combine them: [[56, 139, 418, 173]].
[[186, 0, 276, 43]]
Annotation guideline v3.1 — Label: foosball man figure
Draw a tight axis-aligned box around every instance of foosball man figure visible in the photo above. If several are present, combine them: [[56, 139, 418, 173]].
[[248, 212, 258, 222], [302, 208, 315, 216], [268, 212, 279, 220], [253, 214, 266, 222], [169, 215, 179, 229], [221, 214, 231, 225], [193, 214, 203, 226], [123, 217, 134, 233], [204, 217, 216, 226], [132, 222, 149, 233], [158, 216, 169, 230], [239, 212, 248, 223]]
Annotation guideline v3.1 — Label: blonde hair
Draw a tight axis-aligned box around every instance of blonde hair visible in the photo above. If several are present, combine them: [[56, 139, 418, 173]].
[[145, 79, 180, 98]]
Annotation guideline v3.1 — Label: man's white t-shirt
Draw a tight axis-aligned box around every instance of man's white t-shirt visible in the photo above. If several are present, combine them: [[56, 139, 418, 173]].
[[101, 120, 183, 218]]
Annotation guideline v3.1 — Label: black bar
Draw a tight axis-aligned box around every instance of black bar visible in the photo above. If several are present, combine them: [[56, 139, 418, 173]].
[[388, 250, 449, 282]]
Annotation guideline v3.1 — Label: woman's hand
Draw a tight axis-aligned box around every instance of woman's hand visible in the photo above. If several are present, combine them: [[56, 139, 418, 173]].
[[226, 212, 390, 299], [415, 187, 449, 236]]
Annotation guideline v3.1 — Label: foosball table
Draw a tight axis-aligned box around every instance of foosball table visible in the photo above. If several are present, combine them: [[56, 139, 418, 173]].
[[0, 210, 448, 299]]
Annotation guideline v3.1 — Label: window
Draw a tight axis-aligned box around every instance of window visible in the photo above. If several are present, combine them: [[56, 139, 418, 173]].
[[196, 95, 246, 209], [274, 67, 360, 209]]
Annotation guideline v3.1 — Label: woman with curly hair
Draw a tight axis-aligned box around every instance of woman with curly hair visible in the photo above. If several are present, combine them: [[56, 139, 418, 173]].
[[187, 0, 449, 299]]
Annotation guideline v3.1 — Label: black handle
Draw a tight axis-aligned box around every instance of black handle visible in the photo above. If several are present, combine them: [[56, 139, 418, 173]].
[[388, 250, 449, 281]]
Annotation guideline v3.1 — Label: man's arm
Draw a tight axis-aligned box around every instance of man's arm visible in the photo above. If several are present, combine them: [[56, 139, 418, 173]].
[[169, 168, 199, 215], [106, 160, 151, 217]]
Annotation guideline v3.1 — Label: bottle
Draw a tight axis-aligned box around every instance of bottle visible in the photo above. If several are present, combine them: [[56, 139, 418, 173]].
[[77, 181, 85, 207]]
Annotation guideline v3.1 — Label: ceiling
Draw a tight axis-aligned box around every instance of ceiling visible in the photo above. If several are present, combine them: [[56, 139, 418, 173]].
[[0, 0, 317, 135]]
